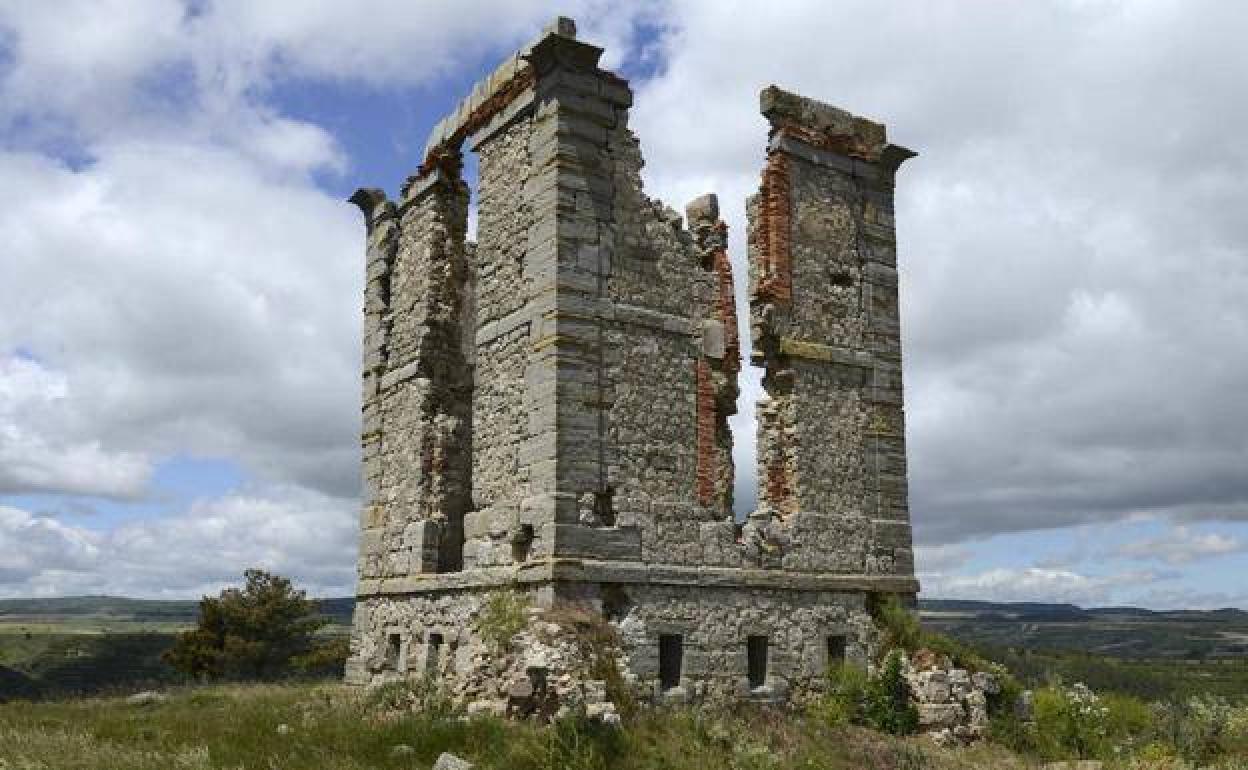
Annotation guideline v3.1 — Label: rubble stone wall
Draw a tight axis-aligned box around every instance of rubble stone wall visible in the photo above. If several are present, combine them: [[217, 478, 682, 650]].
[[748, 86, 916, 579], [345, 578, 875, 706]]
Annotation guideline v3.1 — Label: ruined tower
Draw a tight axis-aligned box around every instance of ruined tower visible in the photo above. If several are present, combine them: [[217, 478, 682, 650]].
[[345, 19, 917, 706]]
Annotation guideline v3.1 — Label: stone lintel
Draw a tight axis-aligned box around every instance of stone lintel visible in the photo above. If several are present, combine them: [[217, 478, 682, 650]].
[[769, 134, 916, 179], [357, 559, 920, 597], [777, 338, 874, 368], [469, 89, 536, 151]]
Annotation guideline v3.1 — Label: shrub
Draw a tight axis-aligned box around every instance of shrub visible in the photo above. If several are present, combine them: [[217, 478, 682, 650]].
[[872, 594, 922, 655], [1030, 682, 1109, 760], [476, 591, 530, 653], [365, 676, 456, 719], [863, 650, 919, 736], [814, 652, 917, 736], [163, 569, 336, 681], [815, 661, 871, 727]]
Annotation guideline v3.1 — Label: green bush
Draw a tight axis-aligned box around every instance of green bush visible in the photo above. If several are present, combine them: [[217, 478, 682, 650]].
[[476, 591, 530, 653], [815, 661, 871, 727], [365, 676, 457, 719], [163, 569, 337, 681], [813, 652, 917, 736], [1029, 683, 1109, 760], [863, 650, 919, 736]]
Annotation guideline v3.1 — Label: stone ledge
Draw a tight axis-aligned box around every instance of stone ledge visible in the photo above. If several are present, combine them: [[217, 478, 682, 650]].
[[356, 559, 920, 597], [777, 338, 874, 367], [769, 134, 915, 178]]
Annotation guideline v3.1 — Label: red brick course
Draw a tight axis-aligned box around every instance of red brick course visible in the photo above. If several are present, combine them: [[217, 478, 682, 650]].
[[753, 151, 792, 304]]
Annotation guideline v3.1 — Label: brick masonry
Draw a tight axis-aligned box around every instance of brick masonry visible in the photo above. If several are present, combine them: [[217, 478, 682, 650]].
[[344, 18, 919, 708]]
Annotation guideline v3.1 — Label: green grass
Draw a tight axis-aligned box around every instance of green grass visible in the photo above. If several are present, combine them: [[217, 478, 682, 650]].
[[0, 682, 1034, 770]]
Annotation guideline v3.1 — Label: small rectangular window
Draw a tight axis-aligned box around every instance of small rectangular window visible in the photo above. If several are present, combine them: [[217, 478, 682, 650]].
[[385, 633, 402, 670], [426, 632, 444, 676], [747, 635, 768, 689], [659, 634, 683, 691], [827, 635, 847, 667]]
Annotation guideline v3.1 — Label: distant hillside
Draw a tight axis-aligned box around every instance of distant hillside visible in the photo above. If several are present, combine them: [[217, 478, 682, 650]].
[[918, 599, 1248, 660], [0, 595, 353, 626]]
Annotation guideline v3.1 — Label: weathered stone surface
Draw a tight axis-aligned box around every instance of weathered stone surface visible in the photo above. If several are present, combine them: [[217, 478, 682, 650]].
[[904, 652, 1002, 746], [433, 752, 475, 770], [345, 18, 918, 713]]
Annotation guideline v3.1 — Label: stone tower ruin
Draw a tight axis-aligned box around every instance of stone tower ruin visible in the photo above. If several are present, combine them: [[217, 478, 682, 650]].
[[345, 19, 917, 708]]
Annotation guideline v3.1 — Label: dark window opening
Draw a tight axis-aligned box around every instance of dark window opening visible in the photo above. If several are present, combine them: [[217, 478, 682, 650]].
[[827, 635, 847, 667], [601, 583, 630, 622], [426, 632, 444, 677], [511, 523, 534, 563], [596, 487, 616, 526], [659, 634, 683, 692], [747, 635, 768, 689], [385, 633, 402, 670], [829, 270, 855, 288]]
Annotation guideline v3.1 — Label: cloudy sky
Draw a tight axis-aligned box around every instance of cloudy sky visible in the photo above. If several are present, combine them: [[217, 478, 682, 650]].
[[2, 1, 1247, 607]]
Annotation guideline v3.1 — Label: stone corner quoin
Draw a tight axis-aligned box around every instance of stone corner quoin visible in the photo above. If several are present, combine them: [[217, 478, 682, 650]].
[[344, 15, 919, 708]]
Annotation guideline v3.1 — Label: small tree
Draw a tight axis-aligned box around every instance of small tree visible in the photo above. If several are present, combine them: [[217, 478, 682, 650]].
[[164, 569, 336, 680]]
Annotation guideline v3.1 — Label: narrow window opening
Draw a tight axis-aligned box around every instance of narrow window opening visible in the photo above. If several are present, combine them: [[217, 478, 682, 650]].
[[511, 523, 534, 562], [659, 634, 683, 692], [384, 632, 402, 670], [426, 632, 444, 677], [747, 635, 769, 690], [595, 487, 616, 527], [829, 269, 855, 288], [827, 635, 847, 668]]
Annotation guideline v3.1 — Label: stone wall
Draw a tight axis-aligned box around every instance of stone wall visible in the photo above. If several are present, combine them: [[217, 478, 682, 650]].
[[748, 86, 916, 578]]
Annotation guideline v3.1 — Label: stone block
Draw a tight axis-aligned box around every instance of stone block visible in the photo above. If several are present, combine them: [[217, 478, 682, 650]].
[[918, 703, 964, 728]]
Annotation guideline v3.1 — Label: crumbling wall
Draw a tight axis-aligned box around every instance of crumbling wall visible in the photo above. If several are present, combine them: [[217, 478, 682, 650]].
[[602, 125, 739, 564], [349, 165, 473, 580], [748, 86, 916, 577]]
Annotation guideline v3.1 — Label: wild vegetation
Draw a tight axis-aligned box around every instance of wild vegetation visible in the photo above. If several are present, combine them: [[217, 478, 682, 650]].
[[162, 569, 346, 681], [0, 681, 1028, 770]]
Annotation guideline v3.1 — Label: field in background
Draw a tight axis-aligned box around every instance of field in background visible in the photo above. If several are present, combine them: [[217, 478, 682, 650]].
[[0, 597, 351, 699]]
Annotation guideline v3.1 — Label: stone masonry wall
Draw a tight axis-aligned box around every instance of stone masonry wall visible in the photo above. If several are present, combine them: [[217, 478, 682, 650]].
[[346, 579, 876, 707], [748, 86, 916, 578]]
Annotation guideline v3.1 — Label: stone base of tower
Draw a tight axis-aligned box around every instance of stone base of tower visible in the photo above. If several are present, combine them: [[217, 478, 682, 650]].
[[346, 561, 917, 710]]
